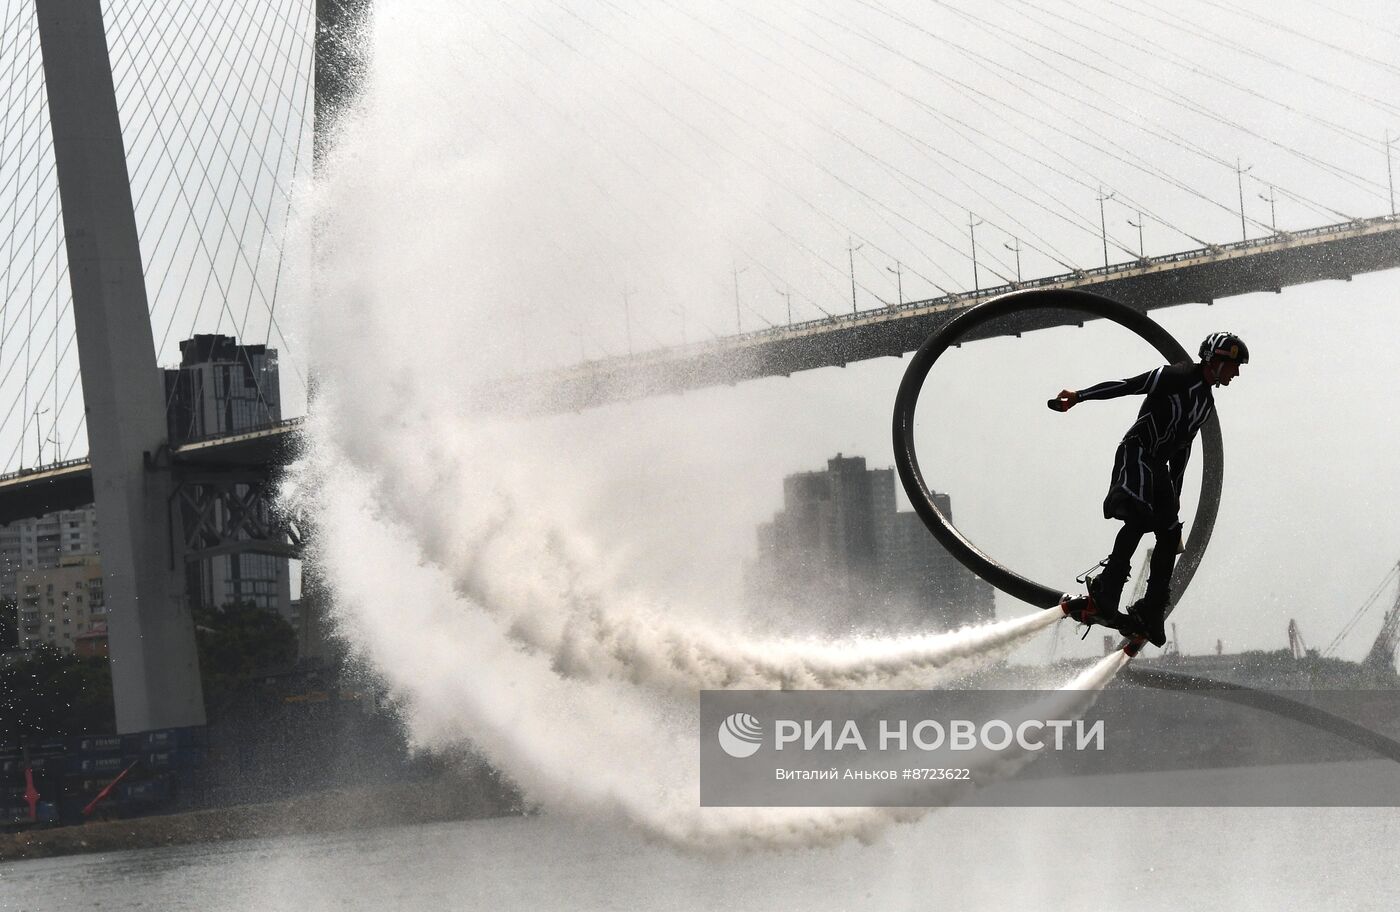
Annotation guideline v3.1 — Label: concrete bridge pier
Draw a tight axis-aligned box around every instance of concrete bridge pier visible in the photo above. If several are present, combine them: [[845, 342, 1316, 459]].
[[36, 0, 204, 732]]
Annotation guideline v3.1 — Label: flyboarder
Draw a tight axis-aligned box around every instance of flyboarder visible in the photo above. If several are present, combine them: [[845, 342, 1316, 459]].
[[1048, 331, 1248, 647]]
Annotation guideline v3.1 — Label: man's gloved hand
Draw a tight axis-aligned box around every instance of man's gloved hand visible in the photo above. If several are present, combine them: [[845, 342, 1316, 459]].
[[1047, 389, 1079, 412]]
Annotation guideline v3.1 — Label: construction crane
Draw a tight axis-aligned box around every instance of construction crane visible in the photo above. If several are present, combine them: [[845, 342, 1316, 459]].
[[1325, 560, 1400, 672], [1364, 579, 1400, 673], [1288, 618, 1309, 660]]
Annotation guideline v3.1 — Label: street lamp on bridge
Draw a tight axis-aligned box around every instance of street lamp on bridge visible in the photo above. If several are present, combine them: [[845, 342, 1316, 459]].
[[886, 261, 903, 306], [1236, 158, 1253, 241], [1002, 238, 1022, 284], [620, 286, 635, 355], [847, 238, 861, 314], [775, 286, 792, 325], [1387, 131, 1398, 217], [1096, 188, 1115, 270], [1258, 186, 1279, 234], [732, 265, 747, 331], [967, 213, 983, 291], [1126, 213, 1145, 261], [31, 406, 49, 468]]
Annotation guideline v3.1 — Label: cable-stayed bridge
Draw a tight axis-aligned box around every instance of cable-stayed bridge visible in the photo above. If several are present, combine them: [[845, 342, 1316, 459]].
[[12, 213, 1399, 512], [3, 0, 1400, 732]]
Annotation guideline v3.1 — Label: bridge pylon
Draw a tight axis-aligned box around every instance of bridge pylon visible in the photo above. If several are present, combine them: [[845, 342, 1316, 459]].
[[36, 0, 204, 732]]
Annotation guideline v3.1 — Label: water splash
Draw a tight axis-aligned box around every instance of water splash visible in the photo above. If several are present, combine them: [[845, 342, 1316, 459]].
[[288, 0, 1111, 852], [284, 400, 1058, 696], [292, 428, 1118, 851]]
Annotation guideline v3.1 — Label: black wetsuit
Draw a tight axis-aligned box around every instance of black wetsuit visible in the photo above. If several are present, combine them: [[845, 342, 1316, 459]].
[[1075, 361, 1215, 612], [1076, 361, 1214, 532]]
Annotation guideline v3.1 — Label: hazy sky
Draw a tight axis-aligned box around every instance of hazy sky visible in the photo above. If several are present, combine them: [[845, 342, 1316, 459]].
[[285, 0, 1400, 665], [5, 0, 1400, 661]]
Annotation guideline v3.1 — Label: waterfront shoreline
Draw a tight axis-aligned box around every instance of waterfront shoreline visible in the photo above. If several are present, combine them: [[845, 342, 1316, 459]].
[[1, 772, 524, 863]]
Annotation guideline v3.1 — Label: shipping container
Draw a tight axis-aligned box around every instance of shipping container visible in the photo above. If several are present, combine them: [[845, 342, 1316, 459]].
[[71, 735, 123, 754]]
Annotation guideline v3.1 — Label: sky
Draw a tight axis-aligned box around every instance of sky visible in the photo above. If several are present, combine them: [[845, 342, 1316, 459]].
[[300, 0, 1399, 662], [3, 0, 1400, 662]]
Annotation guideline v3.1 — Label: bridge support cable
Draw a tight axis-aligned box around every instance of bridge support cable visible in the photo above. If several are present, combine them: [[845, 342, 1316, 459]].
[[117, 0, 304, 420], [717, 0, 1102, 273], [788, 0, 1214, 254], [831, 0, 1382, 246], [591, 0, 1034, 286], [256, 0, 316, 352], [104, 0, 313, 391], [1190, 0, 1400, 81], [488, 3, 951, 309], [925, 0, 1390, 205], [1013, 0, 1384, 154], [467, 14, 890, 329], [448, 23, 853, 341], [1104, 0, 1400, 119]]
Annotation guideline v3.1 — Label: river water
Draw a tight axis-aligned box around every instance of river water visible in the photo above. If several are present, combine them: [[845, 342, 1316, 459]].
[[4, 762, 1398, 912]]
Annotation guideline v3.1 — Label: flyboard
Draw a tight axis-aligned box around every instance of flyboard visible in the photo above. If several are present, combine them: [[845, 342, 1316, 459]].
[[1058, 589, 1150, 654], [890, 288, 1222, 659]]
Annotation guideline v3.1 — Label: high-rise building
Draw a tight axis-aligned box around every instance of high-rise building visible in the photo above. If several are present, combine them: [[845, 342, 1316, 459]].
[[164, 334, 281, 441], [164, 334, 291, 619], [0, 506, 101, 603], [746, 454, 994, 631], [14, 555, 105, 652]]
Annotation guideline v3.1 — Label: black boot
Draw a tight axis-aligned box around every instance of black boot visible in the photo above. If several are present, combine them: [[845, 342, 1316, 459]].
[[1086, 558, 1130, 621], [1126, 590, 1170, 648]]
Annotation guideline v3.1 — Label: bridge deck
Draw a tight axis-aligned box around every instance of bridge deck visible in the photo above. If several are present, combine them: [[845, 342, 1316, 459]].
[[0, 419, 303, 525], [493, 216, 1400, 413]]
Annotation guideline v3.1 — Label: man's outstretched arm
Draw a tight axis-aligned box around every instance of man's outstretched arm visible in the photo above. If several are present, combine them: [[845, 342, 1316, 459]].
[[1048, 367, 1160, 412]]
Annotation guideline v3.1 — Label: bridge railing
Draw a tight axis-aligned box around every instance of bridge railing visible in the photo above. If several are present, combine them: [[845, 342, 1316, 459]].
[[174, 416, 305, 447], [0, 417, 308, 482], [0, 456, 93, 485]]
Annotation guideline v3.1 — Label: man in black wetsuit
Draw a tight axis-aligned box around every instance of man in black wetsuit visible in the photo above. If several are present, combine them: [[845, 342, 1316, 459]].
[[1049, 331, 1249, 647]]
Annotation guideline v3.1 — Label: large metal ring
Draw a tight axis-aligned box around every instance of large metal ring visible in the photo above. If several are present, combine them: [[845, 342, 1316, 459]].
[[892, 288, 1223, 610]]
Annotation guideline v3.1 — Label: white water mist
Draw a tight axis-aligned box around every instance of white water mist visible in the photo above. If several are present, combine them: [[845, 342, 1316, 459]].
[[289, 0, 1122, 851]]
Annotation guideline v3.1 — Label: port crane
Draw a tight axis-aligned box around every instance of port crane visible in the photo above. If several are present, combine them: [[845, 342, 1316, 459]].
[[1364, 579, 1400, 673], [1287, 618, 1309, 660], [1324, 560, 1400, 673]]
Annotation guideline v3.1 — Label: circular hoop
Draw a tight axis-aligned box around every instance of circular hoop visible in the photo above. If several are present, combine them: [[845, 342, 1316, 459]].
[[891, 288, 1223, 609]]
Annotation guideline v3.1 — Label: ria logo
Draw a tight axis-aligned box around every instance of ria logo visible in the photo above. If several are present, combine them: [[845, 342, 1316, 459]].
[[717, 713, 763, 758]]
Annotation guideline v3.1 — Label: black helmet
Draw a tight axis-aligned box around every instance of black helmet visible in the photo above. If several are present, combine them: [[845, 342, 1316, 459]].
[[1199, 331, 1249, 365]]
